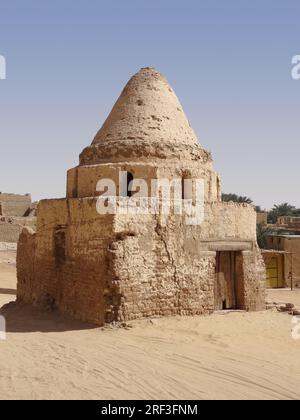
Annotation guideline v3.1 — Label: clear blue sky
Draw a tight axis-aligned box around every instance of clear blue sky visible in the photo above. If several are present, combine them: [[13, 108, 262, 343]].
[[0, 0, 299, 209]]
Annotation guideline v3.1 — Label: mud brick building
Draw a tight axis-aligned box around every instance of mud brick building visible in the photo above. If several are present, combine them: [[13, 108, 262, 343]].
[[17, 68, 265, 324], [0, 193, 36, 246]]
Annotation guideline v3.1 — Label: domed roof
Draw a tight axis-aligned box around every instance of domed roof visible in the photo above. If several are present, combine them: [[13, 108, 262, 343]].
[[93, 67, 199, 147], [79, 68, 210, 165]]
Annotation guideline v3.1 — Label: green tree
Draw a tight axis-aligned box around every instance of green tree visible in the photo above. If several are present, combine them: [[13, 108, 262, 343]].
[[222, 193, 253, 205], [267, 203, 300, 224], [256, 224, 274, 249]]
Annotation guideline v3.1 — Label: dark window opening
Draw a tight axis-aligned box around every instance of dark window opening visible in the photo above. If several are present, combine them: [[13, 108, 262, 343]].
[[181, 175, 193, 201], [127, 172, 134, 197], [182, 178, 185, 200]]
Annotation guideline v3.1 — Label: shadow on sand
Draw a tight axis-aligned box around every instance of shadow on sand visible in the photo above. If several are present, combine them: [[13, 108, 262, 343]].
[[0, 301, 98, 333]]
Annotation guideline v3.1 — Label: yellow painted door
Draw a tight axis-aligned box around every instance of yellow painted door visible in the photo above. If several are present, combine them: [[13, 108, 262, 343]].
[[265, 255, 284, 288], [277, 254, 284, 288]]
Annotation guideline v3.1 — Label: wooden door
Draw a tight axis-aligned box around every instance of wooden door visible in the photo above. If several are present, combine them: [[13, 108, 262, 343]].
[[265, 255, 284, 288], [215, 251, 237, 310]]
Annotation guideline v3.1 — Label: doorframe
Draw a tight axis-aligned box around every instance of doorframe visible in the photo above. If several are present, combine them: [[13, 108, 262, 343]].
[[214, 250, 244, 311]]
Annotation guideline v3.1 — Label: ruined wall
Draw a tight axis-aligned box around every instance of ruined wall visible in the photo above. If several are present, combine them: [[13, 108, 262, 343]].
[[0, 193, 32, 217], [17, 198, 116, 324], [0, 193, 35, 245], [17, 194, 264, 325], [16, 66, 265, 325], [106, 202, 263, 323], [67, 163, 158, 199], [0, 216, 36, 243], [241, 248, 266, 311], [18, 201, 216, 324], [67, 160, 220, 205], [17, 228, 36, 302], [203, 202, 256, 241], [108, 213, 216, 322], [0, 221, 23, 243]]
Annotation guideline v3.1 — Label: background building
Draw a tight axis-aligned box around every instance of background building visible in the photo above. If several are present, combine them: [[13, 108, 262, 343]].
[[0, 193, 36, 249]]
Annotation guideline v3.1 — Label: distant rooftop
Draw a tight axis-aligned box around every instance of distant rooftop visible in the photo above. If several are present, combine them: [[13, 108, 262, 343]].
[[278, 235, 300, 239]]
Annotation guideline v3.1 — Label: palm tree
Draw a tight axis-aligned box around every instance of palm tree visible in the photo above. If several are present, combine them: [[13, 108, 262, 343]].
[[222, 193, 253, 205], [268, 203, 297, 224], [256, 224, 274, 249]]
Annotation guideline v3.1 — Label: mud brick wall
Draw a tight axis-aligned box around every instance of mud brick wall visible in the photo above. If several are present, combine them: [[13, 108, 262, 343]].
[[16, 67, 266, 326], [0, 216, 37, 243], [108, 213, 216, 323], [17, 198, 116, 325], [0, 193, 32, 217], [17, 228, 36, 302], [0, 222, 23, 243], [17, 200, 265, 326], [241, 249, 266, 311]]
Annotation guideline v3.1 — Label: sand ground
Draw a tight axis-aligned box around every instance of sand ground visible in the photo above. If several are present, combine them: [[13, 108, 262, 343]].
[[1, 250, 300, 400]]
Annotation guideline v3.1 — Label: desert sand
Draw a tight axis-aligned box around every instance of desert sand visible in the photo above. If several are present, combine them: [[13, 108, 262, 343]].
[[0, 250, 300, 400]]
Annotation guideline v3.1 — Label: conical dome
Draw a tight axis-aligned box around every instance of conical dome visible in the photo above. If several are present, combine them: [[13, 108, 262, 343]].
[[93, 67, 199, 147], [79, 67, 211, 165]]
